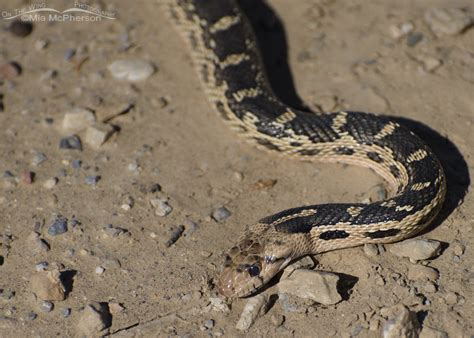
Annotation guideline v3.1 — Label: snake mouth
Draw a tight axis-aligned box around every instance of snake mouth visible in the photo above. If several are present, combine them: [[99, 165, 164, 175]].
[[217, 257, 292, 298]]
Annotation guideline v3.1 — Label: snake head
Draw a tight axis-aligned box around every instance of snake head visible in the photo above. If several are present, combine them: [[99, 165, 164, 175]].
[[217, 236, 293, 297]]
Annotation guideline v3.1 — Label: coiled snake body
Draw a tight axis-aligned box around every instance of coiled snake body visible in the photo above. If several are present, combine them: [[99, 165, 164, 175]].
[[166, 0, 446, 297]]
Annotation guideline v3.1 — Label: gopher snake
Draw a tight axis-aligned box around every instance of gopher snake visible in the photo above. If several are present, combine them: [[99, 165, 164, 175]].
[[165, 0, 446, 297]]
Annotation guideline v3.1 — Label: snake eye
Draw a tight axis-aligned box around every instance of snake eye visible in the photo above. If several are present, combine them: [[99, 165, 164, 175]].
[[248, 265, 260, 277]]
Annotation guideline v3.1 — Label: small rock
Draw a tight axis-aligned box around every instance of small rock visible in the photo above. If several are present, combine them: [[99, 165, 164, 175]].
[[8, 20, 33, 37], [278, 270, 341, 305], [407, 265, 439, 281], [382, 304, 420, 338], [270, 314, 285, 327], [31, 152, 47, 166], [62, 107, 96, 133], [202, 319, 214, 330], [20, 171, 34, 185], [71, 159, 82, 169], [165, 225, 185, 247], [85, 175, 101, 186], [212, 207, 231, 222], [103, 224, 130, 238], [109, 302, 124, 314], [95, 266, 105, 275], [40, 301, 54, 312], [26, 312, 37, 321], [207, 297, 230, 313], [236, 294, 267, 331], [35, 262, 49, 271], [28, 233, 50, 253], [0, 62, 22, 79], [62, 308, 71, 318], [388, 238, 441, 261], [59, 135, 82, 151], [363, 244, 379, 257], [43, 177, 58, 189], [390, 22, 414, 39], [30, 270, 66, 301], [77, 303, 110, 336], [406, 32, 423, 47], [107, 59, 155, 82], [35, 39, 49, 50], [420, 326, 448, 338], [424, 7, 474, 36], [84, 123, 116, 148], [418, 55, 442, 72], [451, 241, 465, 256], [150, 198, 172, 216], [47, 217, 68, 236], [442, 291, 459, 305], [183, 219, 198, 240]]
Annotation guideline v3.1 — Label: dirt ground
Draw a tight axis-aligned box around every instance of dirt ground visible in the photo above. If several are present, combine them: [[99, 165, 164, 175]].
[[0, 0, 473, 337]]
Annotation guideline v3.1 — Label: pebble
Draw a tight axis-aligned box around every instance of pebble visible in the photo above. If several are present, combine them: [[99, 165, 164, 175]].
[[95, 266, 105, 275], [207, 297, 230, 313], [270, 314, 285, 327], [417, 55, 442, 72], [30, 270, 66, 301], [388, 238, 441, 261], [77, 303, 110, 336], [407, 265, 439, 281], [59, 135, 82, 151], [8, 20, 33, 37], [32, 152, 47, 166], [28, 232, 50, 253], [381, 304, 420, 338], [26, 312, 37, 321], [109, 302, 125, 314], [420, 326, 448, 338], [424, 7, 473, 36], [35, 39, 49, 50], [84, 123, 116, 148], [107, 59, 155, 82], [278, 270, 341, 305], [165, 225, 185, 247], [236, 294, 267, 331], [150, 198, 172, 216], [406, 32, 423, 47], [47, 217, 68, 236], [35, 262, 49, 271], [363, 243, 379, 257], [451, 241, 465, 256], [202, 319, 215, 330], [85, 175, 101, 186], [183, 219, 198, 240], [0, 62, 22, 79], [40, 301, 54, 312], [62, 308, 71, 318], [20, 171, 35, 184], [71, 159, 82, 169], [389, 22, 414, 39], [442, 291, 459, 305], [43, 177, 58, 189], [62, 107, 96, 133], [422, 281, 437, 293], [212, 207, 231, 222], [103, 224, 130, 238]]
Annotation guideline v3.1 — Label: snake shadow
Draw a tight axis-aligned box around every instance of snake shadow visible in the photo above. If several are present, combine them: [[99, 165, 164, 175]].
[[238, 0, 470, 233]]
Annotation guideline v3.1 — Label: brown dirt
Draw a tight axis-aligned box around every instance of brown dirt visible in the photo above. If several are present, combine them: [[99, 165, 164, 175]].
[[0, 0, 472, 336]]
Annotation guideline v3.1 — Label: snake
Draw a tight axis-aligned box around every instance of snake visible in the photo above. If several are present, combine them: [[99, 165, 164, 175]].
[[165, 0, 447, 298]]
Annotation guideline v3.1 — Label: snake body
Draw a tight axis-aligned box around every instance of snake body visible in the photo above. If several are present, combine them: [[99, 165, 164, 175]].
[[166, 0, 446, 297]]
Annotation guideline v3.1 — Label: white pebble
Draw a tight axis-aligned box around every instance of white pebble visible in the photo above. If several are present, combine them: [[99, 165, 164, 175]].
[[84, 123, 115, 148], [236, 294, 267, 331], [95, 266, 105, 275], [107, 59, 155, 82], [62, 107, 96, 133], [43, 177, 58, 189]]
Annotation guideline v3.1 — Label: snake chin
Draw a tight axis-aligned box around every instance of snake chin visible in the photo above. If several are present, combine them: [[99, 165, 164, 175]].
[[217, 235, 293, 297]]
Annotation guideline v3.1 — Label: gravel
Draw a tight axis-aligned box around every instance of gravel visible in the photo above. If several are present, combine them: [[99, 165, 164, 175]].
[[150, 198, 172, 216], [107, 59, 155, 82], [236, 294, 267, 331], [40, 301, 54, 312], [165, 225, 185, 247], [47, 217, 68, 236], [30, 270, 65, 301], [85, 175, 101, 186], [77, 303, 110, 336], [62, 107, 96, 132], [212, 207, 231, 222], [382, 304, 420, 338], [59, 135, 82, 151], [84, 123, 116, 148]]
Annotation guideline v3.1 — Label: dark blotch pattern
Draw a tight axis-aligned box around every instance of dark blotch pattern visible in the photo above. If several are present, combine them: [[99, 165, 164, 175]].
[[255, 138, 280, 151], [365, 228, 401, 238], [367, 151, 384, 163], [319, 230, 350, 240], [389, 165, 401, 178], [334, 146, 355, 155]]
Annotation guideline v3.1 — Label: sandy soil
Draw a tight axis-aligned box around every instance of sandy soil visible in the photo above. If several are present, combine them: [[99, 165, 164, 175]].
[[0, 0, 472, 336]]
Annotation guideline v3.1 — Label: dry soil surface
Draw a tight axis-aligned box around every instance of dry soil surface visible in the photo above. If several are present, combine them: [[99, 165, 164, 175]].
[[0, 0, 473, 337]]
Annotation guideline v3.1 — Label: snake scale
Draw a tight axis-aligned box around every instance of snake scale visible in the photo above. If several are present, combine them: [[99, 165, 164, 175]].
[[165, 0, 446, 298]]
